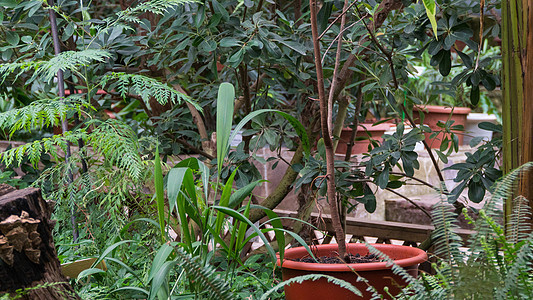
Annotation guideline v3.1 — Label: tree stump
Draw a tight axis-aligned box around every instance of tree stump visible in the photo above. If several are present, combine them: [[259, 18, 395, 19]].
[[0, 186, 79, 299]]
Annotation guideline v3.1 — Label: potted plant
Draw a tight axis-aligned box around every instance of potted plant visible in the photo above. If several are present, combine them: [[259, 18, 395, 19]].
[[412, 105, 471, 148], [336, 123, 392, 155], [276, 1, 429, 298]]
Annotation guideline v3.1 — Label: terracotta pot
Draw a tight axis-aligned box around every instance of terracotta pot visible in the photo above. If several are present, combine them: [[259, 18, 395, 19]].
[[336, 123, 391, 155], [412, 105, 471, 148], [278, 243, 427, 299]]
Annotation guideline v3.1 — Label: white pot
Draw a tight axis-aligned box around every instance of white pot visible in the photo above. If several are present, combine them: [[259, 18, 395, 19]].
[[463, 113, 498, 145]]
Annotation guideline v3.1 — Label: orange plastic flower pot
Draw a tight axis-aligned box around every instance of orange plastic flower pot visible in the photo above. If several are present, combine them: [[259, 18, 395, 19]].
[[277, 243, 427, 299], [412, 105, 471, 148]]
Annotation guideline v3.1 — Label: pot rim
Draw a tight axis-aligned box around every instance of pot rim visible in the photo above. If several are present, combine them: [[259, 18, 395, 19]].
[[414, 105, 471, 114], [277, 243, 427, 272], [342, 123, 391, 132]]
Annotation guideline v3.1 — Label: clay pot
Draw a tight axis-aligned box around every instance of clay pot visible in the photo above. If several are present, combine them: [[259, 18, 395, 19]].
[[278, 243, 427, 299], [336, 123, 391, 155], [412, 105, 471, 148]]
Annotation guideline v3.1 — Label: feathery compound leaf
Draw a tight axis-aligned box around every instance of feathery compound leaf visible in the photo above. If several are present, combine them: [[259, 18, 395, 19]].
[[88, 119, 144, 180], [0, 129, 86, 168], [173, 247, 234, 300], [506, 196, 532, 243], [0, 95, 92, 136], [38, 50, 112, 82], [114, 0, 199, 24], [431, 201, 464, 266], [0, 60, 43, 84], [101, 73, 200, 110]]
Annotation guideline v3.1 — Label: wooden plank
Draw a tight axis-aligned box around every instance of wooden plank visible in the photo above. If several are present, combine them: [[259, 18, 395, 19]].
[[274, 209, 475, 244]]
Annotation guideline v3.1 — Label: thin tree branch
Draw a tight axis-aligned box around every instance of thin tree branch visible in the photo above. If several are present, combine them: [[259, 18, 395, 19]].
[[385, 188, 432, 219], [310, 0, 348, 261], [318, 0, 358, 40], [327, 0, 349, 134]]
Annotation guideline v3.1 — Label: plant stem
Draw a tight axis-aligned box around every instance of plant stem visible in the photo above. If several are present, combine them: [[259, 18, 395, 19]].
[[310, 0, 347, 261], [48, 0, 78, 243]]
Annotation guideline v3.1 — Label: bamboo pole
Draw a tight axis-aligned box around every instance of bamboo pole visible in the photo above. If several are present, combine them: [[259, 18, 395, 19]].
[[501, 0, 533, 226]]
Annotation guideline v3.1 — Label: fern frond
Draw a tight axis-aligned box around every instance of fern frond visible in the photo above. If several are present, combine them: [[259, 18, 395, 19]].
[[0, 129, 87, 168], [0, 60, 43, 83], [506, 196, 532, 243], [498, 236, 533, 299], [364, 243, 426, 297], [88, 119, 145, 181], [101, 73, 201, 110], [1, 50, 111, 83], [0, 95, 93, 136], [115, 0, 199, 24], [431, 201, 464, 267], [38, 49, 112, 82], [173, 247, 234, 300]]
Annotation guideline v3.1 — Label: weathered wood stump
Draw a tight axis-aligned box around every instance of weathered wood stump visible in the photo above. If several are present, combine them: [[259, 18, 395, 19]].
[[0, 186, 79, 299]]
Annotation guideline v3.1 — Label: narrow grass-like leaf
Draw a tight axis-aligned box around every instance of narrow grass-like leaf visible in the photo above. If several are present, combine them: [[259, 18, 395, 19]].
[[154, 147, 166, 242], [148, 260, 178, 300], [215, 168, 238, 234], [92, 240, 133, 271], [213, 206, 277, 263], [216, 82, 235, 175]]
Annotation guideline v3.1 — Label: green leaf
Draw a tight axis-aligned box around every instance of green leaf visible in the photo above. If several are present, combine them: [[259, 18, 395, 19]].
[[376, 168, 390, 189], [470, 85, 480, 106], [211, 0, 229, 21], [317, 2, 333, 34], [439, 50, 451, 76], [478, 122, 502, 133], [219, 37, 241, 47], [154, 147, 166, 243], [5, 31, 19, 46], [228, 109, 310, 159], [456, 50, 473, 69], [216, 83, 235, 176], [149, 260, 178, 300], [436, 150, 449, 164], [215, 168, 238, 234], [228, 180, 266, 208], [422, 0, 438, 38], [275, 39, 307, 55], [92, 240, 134, 272], [77, 268, 105, 281], [213, 206, 277, 263], [147, 244, 174, 282], [468, 180, 485, 203]]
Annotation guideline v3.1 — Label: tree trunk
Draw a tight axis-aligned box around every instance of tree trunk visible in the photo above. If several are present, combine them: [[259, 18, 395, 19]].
[[0, 187, 79, 299], [501, 0, 533, 225]]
